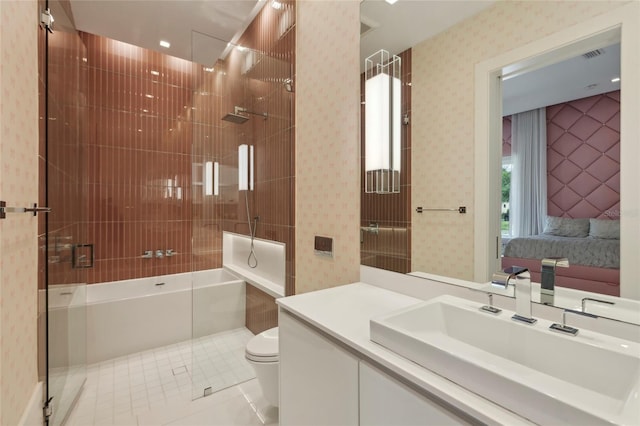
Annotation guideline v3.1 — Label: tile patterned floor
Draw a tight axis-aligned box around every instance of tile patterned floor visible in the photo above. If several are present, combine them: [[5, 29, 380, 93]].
[[64, 327, 276, 426]]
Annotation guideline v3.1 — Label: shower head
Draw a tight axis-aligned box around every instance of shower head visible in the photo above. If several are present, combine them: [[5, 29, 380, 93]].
[[222, 112, 250, 124], [221, 106, 267, 124]]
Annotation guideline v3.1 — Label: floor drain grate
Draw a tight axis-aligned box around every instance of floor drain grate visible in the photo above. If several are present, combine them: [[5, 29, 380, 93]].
[[172, 365, 188, 376]]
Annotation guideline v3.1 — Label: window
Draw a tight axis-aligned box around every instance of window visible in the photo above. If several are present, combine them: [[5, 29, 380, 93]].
[[501, 157, 512, 238]]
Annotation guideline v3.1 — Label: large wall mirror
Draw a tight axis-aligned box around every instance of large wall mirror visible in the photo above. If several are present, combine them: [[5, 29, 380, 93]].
[[360, 1, 640, 323]]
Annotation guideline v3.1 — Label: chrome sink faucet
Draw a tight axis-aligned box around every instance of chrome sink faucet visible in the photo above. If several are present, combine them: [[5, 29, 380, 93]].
[[540, 257, 569, 305], [492, 266, 536, 324]]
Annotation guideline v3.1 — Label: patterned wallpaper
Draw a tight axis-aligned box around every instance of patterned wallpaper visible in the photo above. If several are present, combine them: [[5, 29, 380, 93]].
[[411, 1, 626, 279], [295, 0, 360, 294], [0, 1, 40, 424]]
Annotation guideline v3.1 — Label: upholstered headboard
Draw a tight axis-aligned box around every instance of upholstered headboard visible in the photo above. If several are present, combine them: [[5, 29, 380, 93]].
[[502, 91, 620, 220], [546, 91, 620, 219]]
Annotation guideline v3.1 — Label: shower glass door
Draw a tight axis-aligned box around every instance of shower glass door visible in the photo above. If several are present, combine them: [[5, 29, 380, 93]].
[[189, 31, 261, 400], [41, 0, 88, 423]]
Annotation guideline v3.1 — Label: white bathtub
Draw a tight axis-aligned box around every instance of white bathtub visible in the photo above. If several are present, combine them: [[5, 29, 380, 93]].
[[86, 269, 245, 364]]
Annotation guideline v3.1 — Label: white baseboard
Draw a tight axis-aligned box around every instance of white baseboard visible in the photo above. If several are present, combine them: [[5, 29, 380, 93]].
[[18, 381, 43, 426]]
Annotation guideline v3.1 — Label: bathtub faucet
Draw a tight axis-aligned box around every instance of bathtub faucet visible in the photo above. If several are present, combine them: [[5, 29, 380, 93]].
[[155, 249, 164, 259]]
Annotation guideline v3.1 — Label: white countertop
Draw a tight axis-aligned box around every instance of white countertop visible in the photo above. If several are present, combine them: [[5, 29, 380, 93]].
[[276, 282, 534, 425]]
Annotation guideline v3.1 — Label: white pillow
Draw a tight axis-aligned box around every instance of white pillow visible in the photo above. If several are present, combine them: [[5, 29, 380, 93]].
[[589, 218, 620, 240]]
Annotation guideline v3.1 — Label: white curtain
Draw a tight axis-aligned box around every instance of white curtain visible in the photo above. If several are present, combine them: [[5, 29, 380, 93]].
[[510, 108, 547, 237]]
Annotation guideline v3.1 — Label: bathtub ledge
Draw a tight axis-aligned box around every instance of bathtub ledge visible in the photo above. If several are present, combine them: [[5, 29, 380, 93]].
[[225, 265, 285, 298]]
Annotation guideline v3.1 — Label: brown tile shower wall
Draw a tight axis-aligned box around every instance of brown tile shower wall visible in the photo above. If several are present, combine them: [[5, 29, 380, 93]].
[[81, 33, 196, 283], [39, 16, 88, 289], [224, 0, 296, 333], [360, 49, 412, 274]]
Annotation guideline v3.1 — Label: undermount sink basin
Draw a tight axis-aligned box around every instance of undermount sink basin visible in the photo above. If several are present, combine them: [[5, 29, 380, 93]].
[[370, 295, 640, 425]]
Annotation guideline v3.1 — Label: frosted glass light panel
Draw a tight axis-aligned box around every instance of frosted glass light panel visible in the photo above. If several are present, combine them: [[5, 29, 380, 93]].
[[365, 49, 401, 194], [238, 144, 254, 191]]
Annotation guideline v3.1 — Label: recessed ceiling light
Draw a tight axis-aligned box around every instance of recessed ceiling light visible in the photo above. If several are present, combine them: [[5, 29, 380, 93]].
[[150, 70, 160, 76], [385, 0, 399, 4], [271, 0, 283, 9], [159, 40, 170, 48], [611, 77, 621, 83]]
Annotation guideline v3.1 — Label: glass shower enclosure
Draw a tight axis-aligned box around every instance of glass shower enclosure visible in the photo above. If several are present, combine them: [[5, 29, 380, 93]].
[[40, 0, 89, 424]]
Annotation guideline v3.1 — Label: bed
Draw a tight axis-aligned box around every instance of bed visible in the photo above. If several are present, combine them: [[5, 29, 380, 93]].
[[501, 217, 620, 296]]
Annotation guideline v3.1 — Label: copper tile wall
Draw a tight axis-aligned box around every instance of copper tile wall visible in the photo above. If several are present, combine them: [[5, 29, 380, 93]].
[[245, 285, 279, 335], [360, 49, 412, 274], [221, 0, 296, 333], [81, 33, 197, 283], [38, 12, 88, 289]]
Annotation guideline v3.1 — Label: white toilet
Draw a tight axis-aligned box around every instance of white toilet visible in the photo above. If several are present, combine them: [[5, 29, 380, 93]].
[[245, 327, 279, 407]]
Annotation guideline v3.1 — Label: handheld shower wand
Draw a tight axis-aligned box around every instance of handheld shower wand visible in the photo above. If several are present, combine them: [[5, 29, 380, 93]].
[[245, 191, 258, 268]]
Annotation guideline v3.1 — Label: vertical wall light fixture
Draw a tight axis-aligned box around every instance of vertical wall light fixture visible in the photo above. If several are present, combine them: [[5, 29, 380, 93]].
[[364, 49, 401, 194], [205, 161, 219, 196], [238, 144, 254, 191]]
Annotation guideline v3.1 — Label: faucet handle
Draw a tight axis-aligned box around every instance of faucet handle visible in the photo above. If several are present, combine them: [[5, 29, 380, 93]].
[[581, 297, 614, 313], [550, 308, 598, 336], [480, 293, 502, 315]]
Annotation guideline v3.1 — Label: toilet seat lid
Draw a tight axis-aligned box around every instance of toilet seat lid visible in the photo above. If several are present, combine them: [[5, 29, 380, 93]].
[[246, 327, 278, 358]]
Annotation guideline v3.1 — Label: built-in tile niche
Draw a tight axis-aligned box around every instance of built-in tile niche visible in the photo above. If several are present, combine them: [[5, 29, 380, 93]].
[[360, 49, 412, 274]]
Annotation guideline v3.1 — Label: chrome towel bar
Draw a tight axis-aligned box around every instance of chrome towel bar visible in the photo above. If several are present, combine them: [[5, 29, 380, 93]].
[[0, 201, 51, 219], [416, 206, 466, 214]]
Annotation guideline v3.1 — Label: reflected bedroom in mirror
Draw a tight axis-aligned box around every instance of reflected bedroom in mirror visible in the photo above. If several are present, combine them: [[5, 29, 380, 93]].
[[500, 42, 621, 299], [358, 0, 638, 326]]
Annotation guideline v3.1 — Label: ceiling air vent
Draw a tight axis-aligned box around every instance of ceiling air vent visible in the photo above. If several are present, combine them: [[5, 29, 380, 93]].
[[582, 49, 604, 59]]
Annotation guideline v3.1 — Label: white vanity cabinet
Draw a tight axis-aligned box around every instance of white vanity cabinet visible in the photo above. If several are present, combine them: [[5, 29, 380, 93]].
[[279, 310, 360, 425], [359, 362, 473, 426], [280, 309, 476, 426]]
